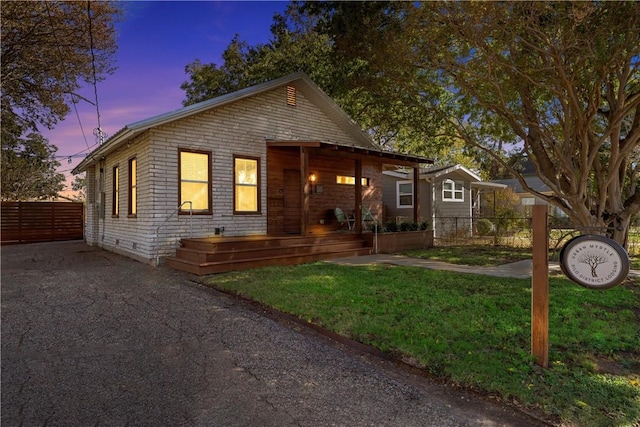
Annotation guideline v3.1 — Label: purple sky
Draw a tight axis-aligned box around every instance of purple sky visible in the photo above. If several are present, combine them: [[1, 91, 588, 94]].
[[45, 1, 288, 188]]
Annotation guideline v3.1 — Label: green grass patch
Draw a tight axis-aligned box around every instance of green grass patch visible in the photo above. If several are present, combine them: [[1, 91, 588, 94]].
[[405, 245, 640, 270], [405, 245, 533, 266], [206, 263, 640, 427]]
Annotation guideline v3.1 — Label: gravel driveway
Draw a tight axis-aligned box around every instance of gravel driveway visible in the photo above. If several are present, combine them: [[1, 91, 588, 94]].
[[1, 241, 548, 426]]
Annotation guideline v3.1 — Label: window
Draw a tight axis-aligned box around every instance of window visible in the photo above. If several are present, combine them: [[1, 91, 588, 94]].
[[128, 158, 137, 216], [521, 197, 535, 206], [442, 179, 463, 201], [112, 165, 119, 217], [397, 181, 413, 208], [336, 175, 370, 186], [179, 149, 211, 214], [234, 156, 260, 213]]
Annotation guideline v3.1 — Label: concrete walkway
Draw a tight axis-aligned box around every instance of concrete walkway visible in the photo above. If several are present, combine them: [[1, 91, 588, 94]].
[[1, 241, 547, 426], [329, 254, 639, 280]]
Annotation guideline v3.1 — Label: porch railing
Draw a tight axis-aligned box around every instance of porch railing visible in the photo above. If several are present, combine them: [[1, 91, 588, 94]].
[[155, 201, 192, 265]]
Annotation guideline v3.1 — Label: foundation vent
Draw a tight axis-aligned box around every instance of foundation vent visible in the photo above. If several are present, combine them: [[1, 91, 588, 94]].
[[286, 85, 296, 106]]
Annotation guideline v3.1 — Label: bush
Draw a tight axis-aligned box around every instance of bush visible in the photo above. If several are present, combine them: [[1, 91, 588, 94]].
[[383, 221, 399, 232], [476, 218, 495, 236], [400, 221, 419, 231], [382, 221, 429, 232]]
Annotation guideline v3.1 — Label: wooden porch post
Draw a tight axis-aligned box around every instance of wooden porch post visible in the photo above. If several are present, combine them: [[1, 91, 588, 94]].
[[413, 165, 420, 223], [354, 159, 363, 233], [301, 147, 310, 235]]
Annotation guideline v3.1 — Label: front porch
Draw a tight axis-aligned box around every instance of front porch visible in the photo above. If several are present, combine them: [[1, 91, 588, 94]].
[[265, 141, 427, 235]]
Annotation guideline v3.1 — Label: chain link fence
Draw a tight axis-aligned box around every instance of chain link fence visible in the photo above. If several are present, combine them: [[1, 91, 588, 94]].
[[433, 216, 640, 257]]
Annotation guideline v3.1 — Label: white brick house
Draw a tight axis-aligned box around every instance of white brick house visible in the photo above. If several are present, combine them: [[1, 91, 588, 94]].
[[73, 73, 429, 264]]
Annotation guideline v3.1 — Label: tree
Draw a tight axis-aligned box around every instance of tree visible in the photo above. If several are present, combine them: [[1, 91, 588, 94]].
[[181, 5, 334, 107], [1, 1, 121, 131], [1, 130, 65, 201], [422, 2, 640, 245], [1, 1, 120, 200], [314, 2, 640, 246], [71, 174, 86, 202]]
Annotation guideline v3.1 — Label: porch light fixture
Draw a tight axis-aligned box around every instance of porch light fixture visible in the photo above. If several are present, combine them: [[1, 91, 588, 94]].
[[308, 172, 318, 193]]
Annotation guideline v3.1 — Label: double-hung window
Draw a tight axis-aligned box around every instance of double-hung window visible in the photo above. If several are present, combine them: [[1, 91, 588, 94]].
[[128, 158, 137, 216], [234, 156, 260, 213], [397, 181, 413, 208], [179, 149, 211, 214], [442, 179, 464, 201]]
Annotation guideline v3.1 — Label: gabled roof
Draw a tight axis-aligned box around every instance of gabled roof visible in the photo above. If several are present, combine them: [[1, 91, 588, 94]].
[[494, 176, 551, 194], [73, 72, 383, 173], [383, 164, 506, 189], [420, 164, 481, 182]]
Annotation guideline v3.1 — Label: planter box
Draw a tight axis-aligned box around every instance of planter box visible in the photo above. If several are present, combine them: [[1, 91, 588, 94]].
[[363, 230, 434, 253]]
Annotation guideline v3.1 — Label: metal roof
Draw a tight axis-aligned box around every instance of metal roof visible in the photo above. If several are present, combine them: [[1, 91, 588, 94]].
[[73, 72, 386, 173]]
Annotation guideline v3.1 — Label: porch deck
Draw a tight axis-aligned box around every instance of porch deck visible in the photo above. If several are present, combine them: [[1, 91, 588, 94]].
[[165, 232, 372, 275]]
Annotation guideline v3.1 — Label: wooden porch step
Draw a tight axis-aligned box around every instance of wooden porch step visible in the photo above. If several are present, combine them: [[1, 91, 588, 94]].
[[165, 234, 372, 275], [179, 233, 363, 252], [175, 240, 367, 264], [166, 247, 372, 275]]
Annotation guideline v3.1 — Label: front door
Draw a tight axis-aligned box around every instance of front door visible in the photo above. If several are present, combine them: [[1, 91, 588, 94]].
[[283, 169, 301, 234]]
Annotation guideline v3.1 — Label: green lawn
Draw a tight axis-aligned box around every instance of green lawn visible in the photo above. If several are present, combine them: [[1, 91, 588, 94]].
[[406, 246, 533, 266], [407, 245, 640, 270], [205, 262, 640, 427]]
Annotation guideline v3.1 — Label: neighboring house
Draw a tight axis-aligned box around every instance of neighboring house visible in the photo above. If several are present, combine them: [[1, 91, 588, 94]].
[[493, 175, 568, 219], [382, 164, 506, 238], [73, 73, 431, 265]]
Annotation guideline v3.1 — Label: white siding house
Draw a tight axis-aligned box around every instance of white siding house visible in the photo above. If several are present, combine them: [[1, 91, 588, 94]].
[[383, 165, 506, 238]]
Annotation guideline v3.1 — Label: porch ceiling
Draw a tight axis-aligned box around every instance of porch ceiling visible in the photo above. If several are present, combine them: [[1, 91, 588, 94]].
[[266, 140, 433, 167]]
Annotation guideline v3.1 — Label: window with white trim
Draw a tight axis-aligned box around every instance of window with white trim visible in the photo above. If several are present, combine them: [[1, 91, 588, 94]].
[[397, 181, 413, 208], [442, 179, 464, 201]]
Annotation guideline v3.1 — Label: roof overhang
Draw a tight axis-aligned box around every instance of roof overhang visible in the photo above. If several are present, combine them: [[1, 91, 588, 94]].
[[266, 140, 433, 167], [471, 181, 508, 190], [421, 164, 482, 181]]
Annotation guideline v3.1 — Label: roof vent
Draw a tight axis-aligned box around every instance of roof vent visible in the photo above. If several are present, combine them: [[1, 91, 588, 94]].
[[286, 86, 296, 106]]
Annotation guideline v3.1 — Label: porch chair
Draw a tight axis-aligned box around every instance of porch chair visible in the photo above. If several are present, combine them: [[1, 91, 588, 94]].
[[362, 206, 377, 230], [334, 207, 354, 230]]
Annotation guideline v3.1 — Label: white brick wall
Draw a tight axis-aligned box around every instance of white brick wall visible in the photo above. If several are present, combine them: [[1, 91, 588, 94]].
[[87, 85, 364, 264]]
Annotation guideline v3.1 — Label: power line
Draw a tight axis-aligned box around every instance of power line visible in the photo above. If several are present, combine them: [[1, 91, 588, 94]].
[[44, 2, 91, 150], [87, 1, 106, 145]]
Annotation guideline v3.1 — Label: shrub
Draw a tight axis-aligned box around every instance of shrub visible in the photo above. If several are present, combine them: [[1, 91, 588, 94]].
[[383, 221, 399, 232], [400, 221, 420, 231], [476, 218, 495, 236]]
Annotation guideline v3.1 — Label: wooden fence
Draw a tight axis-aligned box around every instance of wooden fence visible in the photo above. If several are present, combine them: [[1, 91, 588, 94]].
[[1, 201, 84, 244]]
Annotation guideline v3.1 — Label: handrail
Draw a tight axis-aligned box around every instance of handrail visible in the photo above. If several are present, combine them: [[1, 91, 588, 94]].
[[155, 201, 192, 265], [374, 220, 378, 254]]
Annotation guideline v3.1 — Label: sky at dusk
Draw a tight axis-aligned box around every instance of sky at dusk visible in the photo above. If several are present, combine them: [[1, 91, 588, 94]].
[[45, 1, 288, 186]]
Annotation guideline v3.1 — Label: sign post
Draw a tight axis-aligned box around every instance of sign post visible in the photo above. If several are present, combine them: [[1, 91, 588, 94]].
[[531, 205, 549, 368]]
